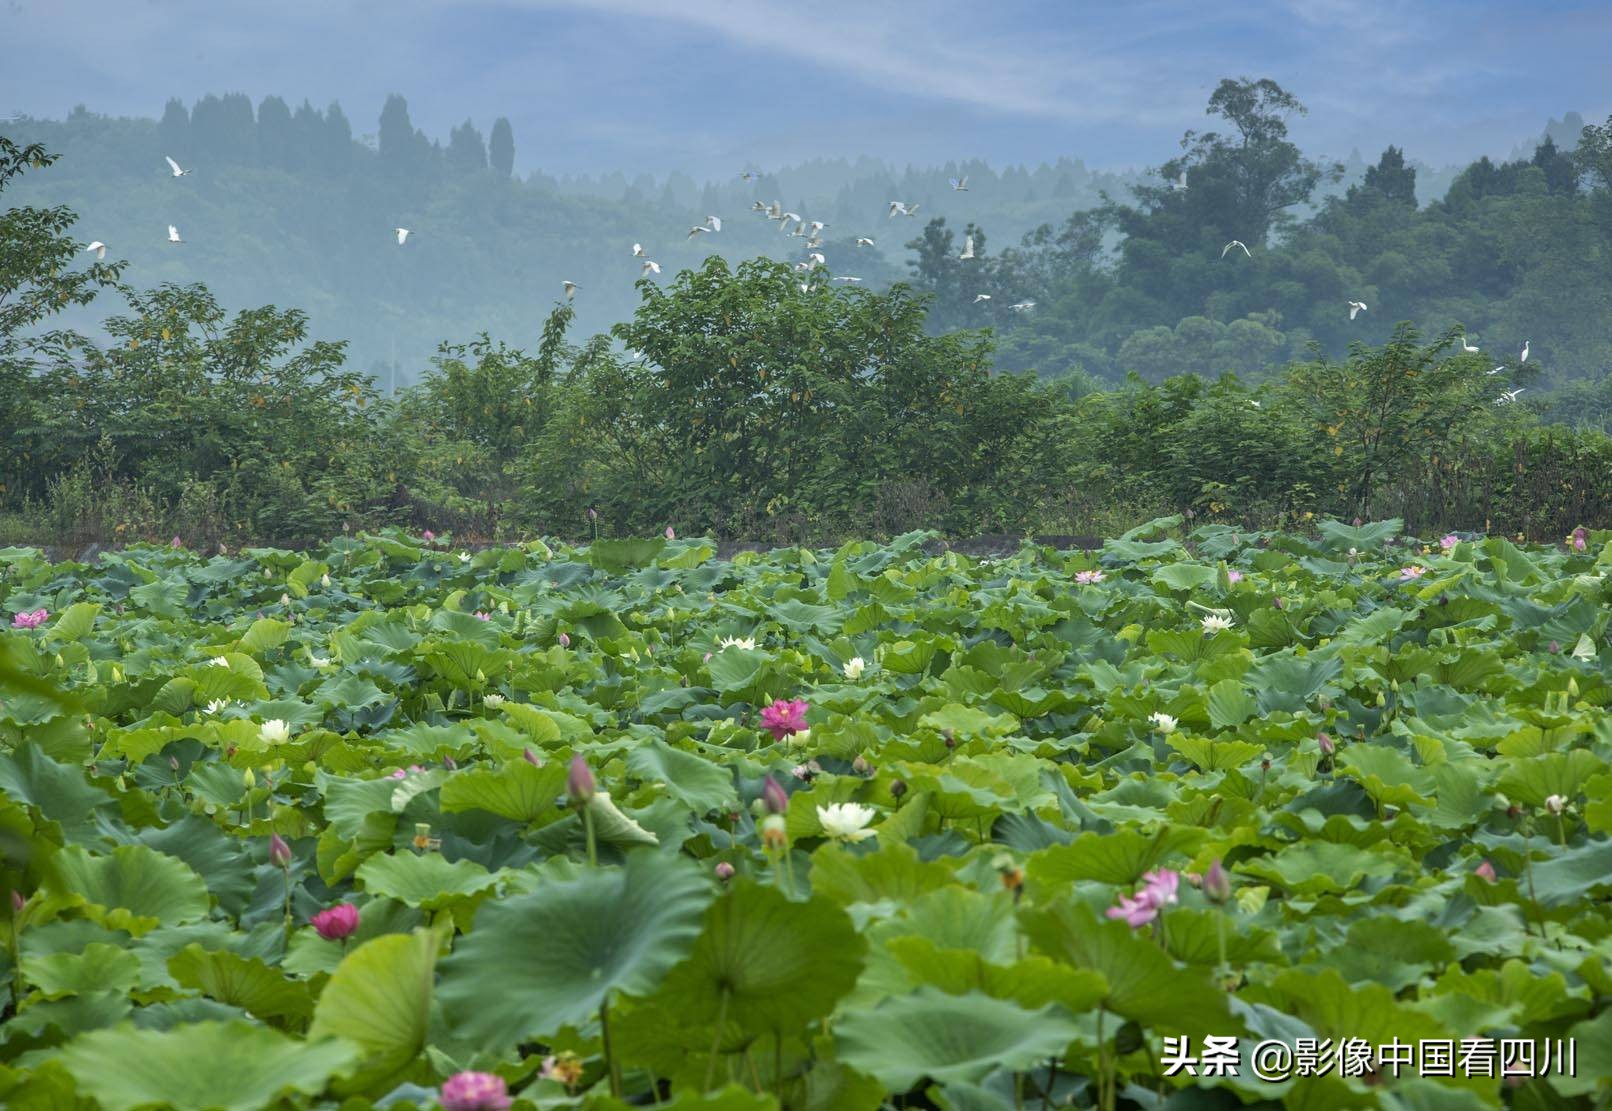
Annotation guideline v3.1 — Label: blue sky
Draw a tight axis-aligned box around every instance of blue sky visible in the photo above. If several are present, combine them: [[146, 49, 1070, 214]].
[[4, 0, 1608, 178]]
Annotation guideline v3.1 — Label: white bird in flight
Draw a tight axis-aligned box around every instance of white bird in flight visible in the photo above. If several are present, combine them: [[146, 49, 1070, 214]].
[[806, 220, 825, 236], [164, 155, 191, 178], [1248, 399, 1263, 409], [1519, 340, 1530, 363], [688, 225, 711, 239], [1170, 170, 1187, 191], [855, 237, 875, 247], [706, 215, 722, 232], [888, 201, 919, 218], [1221, 240, 1251, 259], [949, 176, 968, 191], [1496, 388, 1526, 404], [167, 224, 183, 243], [1009, 300, 1035, 312], [641, 260, 661, 276], [85, 241, 106, 260], [959, 234, 976, 260], [562, 281, 577, 301], [1486, 365, 1507, 376], [778, 211, 801, 226], [632, 242, 645, 257], [395, 228, 410, 246], [973, 293, 991, 303], [834, 276, 863, 283], [1459, 335, 1479, 353], [1347, 300, 1367, 321]]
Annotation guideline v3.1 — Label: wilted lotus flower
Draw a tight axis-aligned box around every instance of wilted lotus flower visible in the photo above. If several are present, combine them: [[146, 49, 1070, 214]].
[[816, 801, 877, 842], [1440, 534, 1459, 551], [762, 775, 789, 815], [714, 861, 736, 881], [760, 698, 809, 741], [10, 609, 48, 630], [540, 1052, 584, 1088], [567, 755, 596, 804], [439, 1070, 511, 1111], [269, 833, 292, 868], [842, 656, 866, 680], [483, 693, 505, 708], [1074, 569, 1105, 585], [310, 902, 359, 940], [1474, 860, 1497, 884], [259, 719, 291, 745], [1398, 565, 1427, 580], [1148, 711, 1178, 734], [1201, 614, 1234, 634], [1544, 794, 1567, 815], [1570, 527, 1587, 552]]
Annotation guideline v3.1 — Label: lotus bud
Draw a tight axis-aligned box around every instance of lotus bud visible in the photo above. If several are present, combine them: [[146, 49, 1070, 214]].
[[169, 755, 180, 771], [10, 890, 24, 913], [1272, 596, 1284, 609], [171, 535, 182, 548], [1203, 858, 1232, 904], [587, 507, 598, 521], [890, 778, 908, 799], [1548, 640, 1560, 654], [269, 832, 292, 868], [1544, 794, 1566, 815], [243, 767, 256, 790], [558, 631, 570, 649], [852, 754, 872, 776], [714, 861, 736, 881], [1317, 732, 1334, 756], [310, 902, 359, 940], [665, 526, 676, 540], [523, 747, 541, 767], [760, 813, 788, 850], [1474, 860, 1497, 884], [567, 756, 596, 804], [443, 756, 457, 770], [762, 775, 789, 815], [1567, 677, 1579, 697]]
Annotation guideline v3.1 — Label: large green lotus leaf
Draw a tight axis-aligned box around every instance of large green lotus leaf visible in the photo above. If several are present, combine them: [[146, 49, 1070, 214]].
[[0, 743, 111, 837], [355, 853, 499, 910], [835, 988, 1079, 1090], [308, 928, 439, 1087], [1316, 517, 1402, 553], [439, 759, 567, 822], [1026, 826, 1204, 887], [49, 602, 102, 643], [167, 944, 314, 1021], [1018, 899, 1235, 1038], [1530, 839, 1612, 906], [1419, 959, 1572, 1032], [1159, 908, 1282, 969], [321, 774, 405, 840], [437, 850, 711, 1046], [1495, 749, 1605, 808], [878, 886, 1021, 961], [1235, 839, 1403, 896], [1152, 563, 1218, 592], [22, 943, 143, 1000], [587, 1086, 778, 1111], [1554, 1007, 1612, 1099], [586, 537, 667, 572], [808, 842, 957, 905], [884, 940, 1107, 1015], [56, 1020, 359, 1111], [1166, 733, 1263, 773], [1317, 918, 1457, 993], [655, 881, 864, 1034], [47, 844, 211, 936], [237, 617, 292, 654], [587, 791, 661, 846], [1204, 679, 1257, 729], [627, 740, 738, 816], [1337, 744, 1436, 808], [917, 704, 1020, 741]]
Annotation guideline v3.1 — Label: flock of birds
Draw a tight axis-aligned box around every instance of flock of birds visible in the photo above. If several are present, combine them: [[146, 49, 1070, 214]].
[[84, 154, 1532, 401]]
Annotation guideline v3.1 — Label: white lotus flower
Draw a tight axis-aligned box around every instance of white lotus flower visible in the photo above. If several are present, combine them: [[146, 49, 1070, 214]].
[[206, 699, 230, 714], [717, 636, 756, 651], [483, 693, 506, 708], [843, 656, 866, 680], [458, 552, 471, 564], [816, 801, 877, 842], [259, 719, 291, 745], [1571, 634, 1596, 661], [320, 573, 331, 589], [308, 655, 332, 668], [1544, 794, 1567, 815], [1201, 614, 1234, 634], [210, 656, 230, 668], [1149, 712, 1178, 734]]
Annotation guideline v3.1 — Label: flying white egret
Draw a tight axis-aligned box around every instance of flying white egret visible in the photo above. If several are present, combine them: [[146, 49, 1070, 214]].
[[751, 201, 767, 213], [632, 242, 645, 257], [688, 225, 710, 239], [167, 224, 183, 243], [1486, 366, 1506, 376], [855, 237, 875, 247], [641, 260, 661, 276], [395, 228, 410, 245], [1459, 335, 1479, 353], [164, 155, 191, 178], [1519, 340, 1530, 363], [806, 220, 825, 235], [834, 276, 863, 283], [1009, 300, 1035, 312], [1248, 399, 1263, 409], [806, 236, 824, 249], [1221, 240, 1251, 259], [562, 281, 577, 301], [1496, 388, 1526, 404], [1347, 300, 1367, 320], [1170, 170, 1187, 191], [888, 201, 919, 218], [706, 215, 722, 232], [778, 211, 801, 225], [765, 201, 782, 219], [959, 234, 975, 260], [85, 241, 106, 260], [973, 293, 991, 303], [949, 176, 968, 191]]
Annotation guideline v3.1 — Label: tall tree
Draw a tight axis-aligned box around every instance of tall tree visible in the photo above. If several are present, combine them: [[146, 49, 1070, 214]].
[[158, 98, 190, 158], [324, 101, 352, 174], [257, 95, 294, 170], [1361, 145, 1416, 206], [446, 119, 487, 173], [489, 117, 514, 177], [379, 94, 419, 173]]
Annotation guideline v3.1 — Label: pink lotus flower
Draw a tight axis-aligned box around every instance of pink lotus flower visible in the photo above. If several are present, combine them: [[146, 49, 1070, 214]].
[[1226, 569, 1244, 584], [310, 902, 359, 940], [1474, 860, 1497, 884], [558, 631, 570, 648], [389, 764, 426, 779], [440, 1070, 511, 1111], [1202, 859, 1232, 904], [473, 611, 490, 621], [1317, 732, 1335, 756], [171, 535, 183, 549], [1398, 565, 1427, 580], [422, 529, 436, 543], [10, 609, 48, 630], [1074, 569, 1105, 585], [269, 833, 292, 868], [762, 775, 789, 815], [1105, 868, 1181, 929], [1439, 534, 1459, 551], [1571, 527, 1588, 552], [715, 861, 735, 881], [760, 698, 809, 741], [665, 525, 676, 540]]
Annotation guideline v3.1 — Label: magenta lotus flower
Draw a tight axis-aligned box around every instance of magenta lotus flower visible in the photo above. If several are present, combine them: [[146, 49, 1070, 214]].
[[10, 609, 48, 630], [1475, 860, 1497, 884], [269, 832, 292, 868], [1074, 569, 1105, 585], [1571, 527, 1588, 552], [567, 755, 596, 804], [1440, 534, 1459, 551], [311, 902, 359, 940], [760, 698, 809, 741], [439, 1070, 511, 1111], [389, 764, 426, 779], [1106, 868, 1181, 929], [473, 611, 490, 621], [1226, 569, 1244, 584], [171, 535, 183, 549]]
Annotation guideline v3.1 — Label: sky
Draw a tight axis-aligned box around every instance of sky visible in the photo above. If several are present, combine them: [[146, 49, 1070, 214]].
[[3, 0, 1608, 179]]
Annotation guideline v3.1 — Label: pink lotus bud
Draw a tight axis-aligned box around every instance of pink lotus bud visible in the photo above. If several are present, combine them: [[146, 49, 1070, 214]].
[[522, 747, 541, 766], [852, 754, 872, 776], [422, 529, 436, 543], [558, 631, 570, 649], [310, 902, 359, 940], [169, 755, 181, 771], [1571, 527, 1587, 552], [171, 535, 182, 548], [1272, 596, 1284, 609], [1474, 860, 1497, 884], [443, 756, 457, 770], [665, 526, 676, 540], [567, 755, 596, 804], [714, 861, 735, 881], [269, 832, 292, 868], [1203, 858, 1232, 904], [762, 775, 789, 815], [587, 506, 598, 521], [439, 1070, 511, 1111], [1317, 732, 1334, 755], [1548, 640, 1560, 654], [9, 890, 23, 913]]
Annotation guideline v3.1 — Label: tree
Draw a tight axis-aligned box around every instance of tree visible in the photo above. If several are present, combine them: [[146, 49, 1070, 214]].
[[379, 94, 424, 173], [1361, 145, 1416, 206], [324, 101, 353, 173], [446, 120, 487, 173], [257, 95, 294, 170], [1532, 136, 1579, 196], [158, 98, 190, 158], [489, 117, 514, 177]]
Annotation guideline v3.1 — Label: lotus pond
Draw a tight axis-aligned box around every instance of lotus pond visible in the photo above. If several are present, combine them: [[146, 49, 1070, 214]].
[[1, 519, 1609, 1111]]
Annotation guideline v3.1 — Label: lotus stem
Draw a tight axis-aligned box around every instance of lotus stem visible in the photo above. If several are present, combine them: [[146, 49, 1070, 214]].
[[600, 998, 622, 1097], [704, 988, 732, 1090], [583, 803, 597, 868]]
